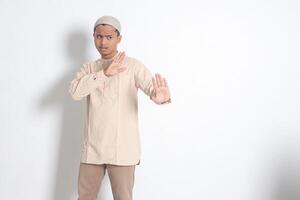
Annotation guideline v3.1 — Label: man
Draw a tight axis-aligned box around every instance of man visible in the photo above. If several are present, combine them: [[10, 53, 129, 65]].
[[69, 15, 171, 200]]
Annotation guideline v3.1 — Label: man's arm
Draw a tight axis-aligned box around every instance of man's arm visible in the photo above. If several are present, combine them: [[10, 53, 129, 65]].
[[69, 52, 127, 101], [134, 61, 171, 105], [68, 63, 109, 101]]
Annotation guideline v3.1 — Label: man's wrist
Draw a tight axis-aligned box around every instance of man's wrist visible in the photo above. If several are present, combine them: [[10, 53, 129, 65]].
[[160, 98, 171, 104]]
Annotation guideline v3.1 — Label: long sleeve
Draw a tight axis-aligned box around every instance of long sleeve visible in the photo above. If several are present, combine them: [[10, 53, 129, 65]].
[[134, 60, 154, 97], [69, 63, 110, 101]]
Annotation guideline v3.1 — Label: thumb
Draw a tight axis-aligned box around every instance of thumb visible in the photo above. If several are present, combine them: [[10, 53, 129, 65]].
[[118, 68, 126, 73]]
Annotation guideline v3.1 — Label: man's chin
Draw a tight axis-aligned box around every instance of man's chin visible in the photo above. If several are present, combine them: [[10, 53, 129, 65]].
[[99, 50, 117, 59], [99, 51, 110, 57]]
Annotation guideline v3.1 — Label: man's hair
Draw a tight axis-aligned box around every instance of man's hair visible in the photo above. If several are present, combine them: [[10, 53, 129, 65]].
[[93, 24, 120, 37]]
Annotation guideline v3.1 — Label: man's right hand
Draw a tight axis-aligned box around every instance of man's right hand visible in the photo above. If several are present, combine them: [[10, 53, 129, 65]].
[[104, 51, 127, 77]]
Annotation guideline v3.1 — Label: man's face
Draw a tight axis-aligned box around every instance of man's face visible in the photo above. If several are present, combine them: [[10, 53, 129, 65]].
[[93, 24, 121, 59]]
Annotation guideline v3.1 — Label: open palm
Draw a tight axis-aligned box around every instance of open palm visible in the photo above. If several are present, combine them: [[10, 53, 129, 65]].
[[151, 73, 171, 104], [104, 51, 127, 77]]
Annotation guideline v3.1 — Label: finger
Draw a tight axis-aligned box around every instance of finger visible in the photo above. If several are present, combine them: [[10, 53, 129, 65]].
[[118, 65, 126, 71], [117, 67, 127, 73], [115, 51, 125, 63], [112, 52, 121, 63], [118, 68, 126, 73], [152, 77, 157, 98], [163, 77, 168, 88], [119, 52, 125, 63], [157, 73, 163, 87], [121, 51, 126, 58], [119, 52, 126, 65], [155, 73, 161, 87], [152, 77, 158, 90], [118, 65, 127, 69], [161, 76, 166, 87], [158, 74, 164, 87]]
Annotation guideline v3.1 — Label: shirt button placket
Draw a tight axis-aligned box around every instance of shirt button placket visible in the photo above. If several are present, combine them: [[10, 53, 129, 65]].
[[115, 74, 120, 164]]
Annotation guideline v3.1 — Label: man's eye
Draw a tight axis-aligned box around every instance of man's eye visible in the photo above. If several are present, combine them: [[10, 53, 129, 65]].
[[107, 36, 112, 40], [97, 35, 102, 39]]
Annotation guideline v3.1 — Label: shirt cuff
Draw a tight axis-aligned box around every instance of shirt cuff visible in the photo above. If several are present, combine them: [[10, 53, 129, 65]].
[[93, 70, 110, 82]]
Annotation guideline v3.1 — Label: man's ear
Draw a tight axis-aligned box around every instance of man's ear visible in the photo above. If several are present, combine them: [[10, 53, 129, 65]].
[[118, 35, 122, 43]]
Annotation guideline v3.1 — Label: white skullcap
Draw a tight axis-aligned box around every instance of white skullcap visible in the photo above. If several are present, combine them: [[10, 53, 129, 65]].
[[93, 16, 121, 34]]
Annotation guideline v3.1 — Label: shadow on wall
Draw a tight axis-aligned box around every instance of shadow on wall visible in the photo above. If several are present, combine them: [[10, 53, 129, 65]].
[[273, 139, 300, 200], [39, 29, 110, 200]]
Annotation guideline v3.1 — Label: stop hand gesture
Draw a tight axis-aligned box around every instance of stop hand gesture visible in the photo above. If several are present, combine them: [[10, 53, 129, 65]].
[[104, 51, 127, 77], [151, 73, 171, 104], [104, 51, 171, 104]]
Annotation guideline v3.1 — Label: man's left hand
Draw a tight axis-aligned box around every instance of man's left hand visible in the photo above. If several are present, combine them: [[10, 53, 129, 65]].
[[150, 73, 171, 105]]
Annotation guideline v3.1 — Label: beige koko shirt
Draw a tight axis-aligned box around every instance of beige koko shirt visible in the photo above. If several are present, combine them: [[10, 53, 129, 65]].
[[69, 54, 158, 166]]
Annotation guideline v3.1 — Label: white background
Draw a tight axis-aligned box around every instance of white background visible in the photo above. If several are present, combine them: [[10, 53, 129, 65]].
[[1, 0, 300, 199]]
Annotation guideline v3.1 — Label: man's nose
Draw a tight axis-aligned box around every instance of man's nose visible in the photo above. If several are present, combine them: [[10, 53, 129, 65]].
[[100, 38, 107, 45]]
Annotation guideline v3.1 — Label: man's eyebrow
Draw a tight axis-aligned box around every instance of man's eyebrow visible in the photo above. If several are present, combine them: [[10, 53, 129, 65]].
[[96, 34, 113, 37]]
